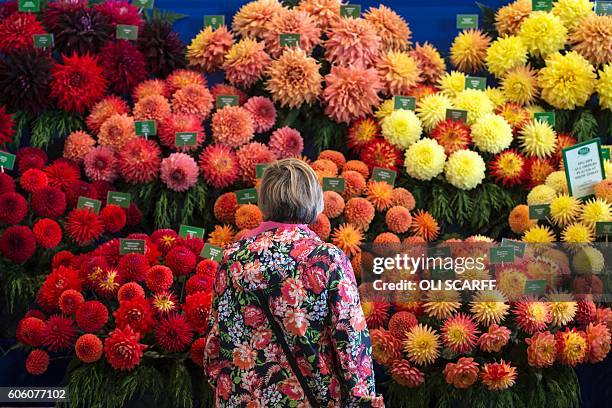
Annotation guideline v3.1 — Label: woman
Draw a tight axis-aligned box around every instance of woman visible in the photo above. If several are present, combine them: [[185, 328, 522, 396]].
[[203, 158, 382, 407]]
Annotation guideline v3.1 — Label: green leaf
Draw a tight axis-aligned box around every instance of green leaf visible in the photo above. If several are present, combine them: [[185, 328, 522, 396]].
[[572, 110, 598, 142]]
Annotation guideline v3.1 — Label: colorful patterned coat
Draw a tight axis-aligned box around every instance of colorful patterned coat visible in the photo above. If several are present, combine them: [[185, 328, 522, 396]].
[[203, 222, 383, 407]]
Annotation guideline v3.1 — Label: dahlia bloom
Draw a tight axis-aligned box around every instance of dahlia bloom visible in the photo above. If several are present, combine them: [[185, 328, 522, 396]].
[[232, 0, 285, 39], [347, 117, 380, 151], [0, 11, 47, 53], [514, 298, 552, 334], [470, 113, 513, 154], [390, 360, 424, 388], [325, 17, 380, 68], [489, 150, 526, 187], [94, 0, 143, 28], [518, 12, 568, 58], [160, 153, 199, 192], [478, 324, 511, 352], [552, 0, 595, 30], [98, 114, 135, 151], [198, 144, 240, 189], [410, 209, 440, 241], [297, 0, 341, 30], [269, 127, 303, 159], [371, 328, 403, 366], [75, 334, 103, 363], [502, 64, 540, 103], [556, 328, 588, 366], [364, 5, 411, 51], [132, 79, 170, 102], [236, 142, 276, 182], [104, 326, 146, 371], [569, 15, 612, 66], [223, 38, 271, 88], [450, 29, 490, 73], [443, 357, 479, 389], [377, 50, 422, 95], [519, 120, 557, 158], [366, 181, 394, 211], [538, 51, 596, 110], [486, 35, 528, 78], [243, 96, 277, 133], [117, 138, 162, 184], [438, 71, 467, 98], [495, 0, 532, 36], [416, 94, 454, 132], [403, 324, 440, 366], [331, 223, 363, 257], [156, 313, 194, 352], [585, 323, 611, 364], [480, 360, 517, 390], [187, 26, 234, 73], [444, 149, 486, 190], [50, 54, 106, 114], [84, 147, 118, 182], [382, 109, 423, 149], [323, 66, 382, 124], [404, 138, 446, 181], [441, 313, 479, 354], [172, 84, 213, 120], [430, 119, 471, 155], [99, 40, 147, 95], [19, 169, 48, 193], [158, 113, 204, 151], [526, 331, 556, 368], [597, 64, 612, 110], [133, 94, 172, 123], [469, 290, 510, 326], [65, 208, 104, 246], [211, 106, 255, 148], [410, 42, 446, 84], [453, 89, 495, 125]]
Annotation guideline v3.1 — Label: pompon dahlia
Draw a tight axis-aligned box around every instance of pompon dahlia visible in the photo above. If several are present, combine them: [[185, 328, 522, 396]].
[[158, 113, 204, 151], [99, 40, 147, 95], [105, 326, 146, 371], [556, 328, 588, 366], [404, 324, 440, 366], [410, 42, 446, 84], [42, 314, 77, 352], [478, 323, 511, 352], [0, 225, 36, 263], [526, 331, 557, 368], [223, 38, 270, 89], [597, 64, 612, 110], [198, 144, 239, 189], [570, 14, 612, 66], [441, 313, 479, 354], [265, 9, 320, 58], [52, 8, 113, 55], [519, 11, 567, 58], [207, 224, 236, 247], [331, 223, 363, 257], [0, 12, 46, 52], [138, 20, 187, 78], [172, 84, 213, 120], [323, 191, 345, 219], [390, 188, 415, 210], [117, 138, 161, 184], [265, 48, 322, 109], [430, 119, 470, 155], [486, 35, 528, 78], [183, 291, 213, 333], [388, 311, 417, 340], [211, 106, 255, 148], [348, 117, 380, 151], [31, 186, 66, 219], [0, 50, 53, 114], [344, 160, 369, 179], [323, 66, 382, 124], [450, 29, 491, 73], [586, 323, 611, 364], [481, 360, 517, 390], [236, 142, 276, 182], [364, 5, 411, 52], [160, 153, 199, 192], [495, 0, 531, 36], [325, 17, 380, 68], [471, 113, 513, 154], [117, 282, 145, 302], [17, 316, 46, 348], [390, 359, 425, 388], [155, 313, 193, 352], [454, 90, 495, 125], [444, 358, 479, 389], [65, 208, 104, 246], [539, 51, 597, 110], [342, 170, 367, 199], [553, 0, 595, 30], [75, 333, 103, 363], [386, 206, 412, 234], [360, 139, 402, 171], [26, 349, 49, 375], [444, 149, 486, 191], [377, 50, 422, 96], [94, 0, 143, 28], [33, 218, 62, 249], [0, 191, 27, 224], [410, 210, 439, 242], [370, 328, 403, 366], [514, 298, 552, 334], [269, 127, 303, 159], [187, 26, 233, 73], [243, 96, 276, 133], [235, 204, 263, 230], [214, 193, 238, 224], [50, 54, 106, 114], [210, 83, 249, 106], [344, 197, 375, 231], [84, 147, 118, 182], [416, 94, 454, 133], [404, 138, 446, 181]]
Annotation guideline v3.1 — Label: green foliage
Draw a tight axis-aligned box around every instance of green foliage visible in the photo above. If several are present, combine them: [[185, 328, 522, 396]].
[[29, 111, 84, 149], [8, 110, 29, 150], [145, 8, 188, 25], [476, 2, 498, 39], [1, 261, 44, 312], [572, 111, 599, 142], [181, 180, 209, 227]]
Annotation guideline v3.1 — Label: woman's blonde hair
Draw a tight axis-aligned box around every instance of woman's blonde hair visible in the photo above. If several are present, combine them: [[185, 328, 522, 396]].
[[259, 158, 323, 224]]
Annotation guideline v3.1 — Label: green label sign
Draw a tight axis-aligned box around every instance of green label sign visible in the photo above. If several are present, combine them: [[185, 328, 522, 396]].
[[596, 1, 612, 15], [256, 163, 270, 179], [120, 239, 146, 255], [340, 4, 361, 18], [529, 204, 551, 220], [33, 34, 54, 48], [562, 138, 605, 198], [371, 167, 397, 186], [456, 14, 479, 29], [532, 0, 552, 11], [500, 238, 526, 258], [216, 95, 239, 108], [201, 243, 224, 262], [428, 246, 452, 259], [490, 247, 515, 264], [524, 279, 547, 295], [465, 76, 487, 91], [107, 191, 131, 208], [132, 0, 154, 9], [175, 132, 198, 147], [179, 224, 205, 239], [446, 109, 468, 122], [280, 33, 300, 48], [431, 268, 455, 280], [18, 0, 40, 12], [204, 15, 225, 29], [596, 221, 612, 236], [236, 188, 258, 204], [393, 96, 416, 111], [322, 177, 346, 192], [601, 146, 611, 161], [116, 25, 138, 40], [534, 111, 555, 127], [0, 151, 16, 170], [77, 196, 101, 214], [135, 120, 157, 136]]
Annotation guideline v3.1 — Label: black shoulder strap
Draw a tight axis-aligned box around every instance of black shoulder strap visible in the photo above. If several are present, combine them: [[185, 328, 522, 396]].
[[253, 290, 321, 408]]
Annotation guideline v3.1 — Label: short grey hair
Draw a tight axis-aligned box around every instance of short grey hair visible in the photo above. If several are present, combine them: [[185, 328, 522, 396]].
[[259, 158, 324, 224]]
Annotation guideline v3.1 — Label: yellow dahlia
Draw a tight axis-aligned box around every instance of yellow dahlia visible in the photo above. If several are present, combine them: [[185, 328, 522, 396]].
[[364, 5, 412, 52], [523, 225, 556, 243], [539, 51, 597, 109], [486, 35, 528, 78], [375, 99, 395, 121], [495, 0, 532, 36], [232, 0, 285, 39], [562, 222, 594, 244], [377, 50, 422, 96], [556, 328, 588, 366], [552, 0, 596, 30], [444, 149, 486, 190], [502, 65, 540, 105], [470, 290, 510, 326], [325, 17, 381, 69], [223, 38, 271, 88], [403, 324, 440, 366], [470, 114, 513, 154], [485, 87, 507, 108], [497, 267, 528, 300], [453, 90, 495, 125], [323, 66, 382, 124], [404, 138, 446, 181], [545, 171, 568, 194], [187, 26, 234, 73], [569, 15, 612, 66], [424, 290, 461, 320], [518, 12, 568, 58], [450, 29, 491, 73], [331, 223, 363, 256], [416, 93, 454, 131], [546, 292, 577, 326], [572, 246, 605, 274], [410, 42, 446, 84], [581, 197, 612, 227], [381, 109, 423, 149], [296, 0, 341, 30], [527, 184, 557, 205], [265, 47, 322, 109], [597, 63, 612, 110], [518, 119, 557, 158], [438, 71, 466, 98], [550, 194, 581, 226]]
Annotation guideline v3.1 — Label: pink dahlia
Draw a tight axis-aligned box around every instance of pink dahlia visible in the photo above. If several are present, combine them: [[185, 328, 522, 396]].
[[236, 142, 276, 183], [211, 106, 255, 148], [478, 324, 511, 353], [263, 9, 321, 58], [269, 127, 304, 159], [171, 84, 213, 120], [243, 96, 277, 133], [94, 0, 143, 28], [83, 147, 118, 182], [223, 38, 271, 89], [86, 96, 130, 134], [198, 144, 240, 189], [160, 153, 199, 192], [325, 17, 381, 68], [117, 138, 161, 184], [323, 66, 382, 124], [63, 131, 95, 163], [158, 113, 204, 152]]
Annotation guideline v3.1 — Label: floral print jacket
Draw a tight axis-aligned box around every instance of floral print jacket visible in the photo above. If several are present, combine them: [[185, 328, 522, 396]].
[[203, 222, 383, 407]]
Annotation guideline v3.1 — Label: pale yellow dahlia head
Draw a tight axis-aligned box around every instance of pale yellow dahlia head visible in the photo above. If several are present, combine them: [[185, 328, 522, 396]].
[[538, 51, 597, 109], [438, 71, 466, 98], [404, 138, 447, 181], [381, 109, 423, 149], [444, 149, 486, 190], [265, 48, 322, 109], [470, 113, 513, 154], [296, 0, 341, 30], [486, 35, 528, 78], [518, 120, 557, 158], [518, 12, 568, 58], [187, 26, 234, 73], [450, 29, 491, 73], [502, 65, 540, 105], [485, 87, 507, 108], [232, 0, 285, 39], [545, 171, 568, 194], [569, 15, 612, 66], [552, 0, 596, 30], [598, 64, 612, 110], [453, 89, 495, 125], [377, 50, 422, 96], [364, 5, 412, 51], [416, 93, 454, 131], [495, 0, 532, 36], [375, 99, 395, 121], [527, 184, 557, 206]]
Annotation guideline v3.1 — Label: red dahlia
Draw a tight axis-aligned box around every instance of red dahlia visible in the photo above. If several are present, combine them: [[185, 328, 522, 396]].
[[43, 159, 80, 190], [196, 259, 219, 278], [100, 204, 126, 233], [183, 291, 213, 333], [104, 326, 146, 371], [431, 119, 471, 155], [75, 300, 108, 333], [37, 266, 82, 312], [155, 313, 194, 352], [19, 168, 48, 192], [0, 172, 15, 194], [50, 54, 106, 113], [125, 203, 143, 226], [0, 105, 15, 145], [41, 314, 77, 352], [489, 149, 526, 187], [33, 218, 62, 249], [360, 139, 402, 171], [91, 180, 114, 201], [190, 337, 207, 366], [165, 246, 197, 276], [210, 83, 248, 105], [177, 236, 204, 257], [117, 253, 149, 282], [114, 297, 155, 335], [75, 333, 103, 363], [65, 208, 104, 246], [99, 40, 147, 94], [0, 192, 27, 224], [117, 138, 162, 184], [150, 228, 178, 254], [31, 186, 67, 218], [0, 1, 18, 21], [145, 265, 174, 293], [0, 12, 46, 53], [64, 180, 99, 208], [52, 250, 76, 269], [198, 144, 240, 189], [0, 225, 36, 263], [58, 289, 84, 315], [16, 316, 45, 347], [16, 147, 47, 173], [94, 0, 143, 28], [25, 349, 49, 375]]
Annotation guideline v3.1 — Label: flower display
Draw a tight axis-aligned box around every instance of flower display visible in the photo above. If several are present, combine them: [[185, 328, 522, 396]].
[[444, 149, 486, 190], [470, 114, 513, 154]]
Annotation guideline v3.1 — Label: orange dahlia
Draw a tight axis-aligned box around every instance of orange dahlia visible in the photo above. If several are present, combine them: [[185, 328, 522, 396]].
[[478, 324, 511, 352], [391, 188, 415, 210], [443, 357, 479, 389], [366, 181, 394, 211], [386, 206, 412, 234], [526, 157, 555, 187], [410, 210, 439, 242], [323, 191, 345, 219], [495, 0, 532, 36], [585, 323, 611, 364], [223, 38, 271, 88], [309, 213, 331, 240], [325, 17, 381, 68], [569, 15, 612, 66], [441, 313, 479, 354], [235, 204, 263, 230], [187, 26, 234, 73], [98, 114, 135, 151], [318, 150, 346, 169], [344, 197, 375, 231], [331, 223, 363, 256], [166, 69, 207, 93], [450, 29, 491, 73], [198, 144, 239, 189], [364, 5, 411, 52], [556, 328, 588, 366], [236, 142, 275, 183], [410, 42, 446, 84], [264, 9, 320, 57], [508, 204, 535, 234], [343, 160, 370, 179], [377, 50, 422, 96], [211, 106, 255, 148], [526, 331, 556, 368], [489, 150, 526, 187], [207, 225, 236, 247], [514, 298, 552, 334], [86, 96, 130, 134], [132, 79, 169, 102], [133, 94, 171, 123], [297, 0, 341, 30], [347, 117, 380, 151], [342, 170, 367, 199], [214, 192, 238, 224], [390, 360, 425, 388], [373, 232, 400, 244], [362, 300, 390, 328], [323, 66, 382, 124], [370, 328, 403, 366], [496, 102, 531, 132], [63, 131, 95, 164], [231, 0, 285, 39], [171, 84, 213, 120], [480, 360, 517, 390], [430, 119, 471, 155]]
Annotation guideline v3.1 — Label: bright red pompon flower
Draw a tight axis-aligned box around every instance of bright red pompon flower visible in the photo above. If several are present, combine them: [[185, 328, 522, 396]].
[[65, 208, 105, 246]]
